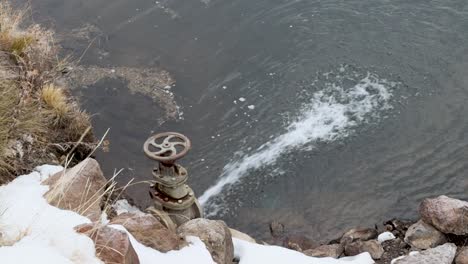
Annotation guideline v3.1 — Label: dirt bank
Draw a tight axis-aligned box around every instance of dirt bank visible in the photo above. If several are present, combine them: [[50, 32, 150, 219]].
[[0, 2, 95, 184]]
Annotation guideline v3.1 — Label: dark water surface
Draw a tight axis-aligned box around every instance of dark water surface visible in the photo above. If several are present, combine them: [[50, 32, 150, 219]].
[[20, 0, 468, 241]]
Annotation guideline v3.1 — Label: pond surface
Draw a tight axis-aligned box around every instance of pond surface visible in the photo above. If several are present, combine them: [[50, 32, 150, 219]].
[[20, 0, 468, 241]]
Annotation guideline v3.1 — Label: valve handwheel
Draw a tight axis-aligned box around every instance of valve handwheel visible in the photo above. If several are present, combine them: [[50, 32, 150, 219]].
[[143, 132, 191, 163]]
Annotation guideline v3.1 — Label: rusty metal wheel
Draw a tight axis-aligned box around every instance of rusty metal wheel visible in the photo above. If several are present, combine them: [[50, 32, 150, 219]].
[[143, 132, 191, 164]]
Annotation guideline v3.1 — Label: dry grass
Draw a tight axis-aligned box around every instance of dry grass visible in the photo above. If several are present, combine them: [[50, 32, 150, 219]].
[[41, 84, 70, 125], [0, 1, 96, 184], [0, 81, 19, 176], [7, 35, 34, 55]]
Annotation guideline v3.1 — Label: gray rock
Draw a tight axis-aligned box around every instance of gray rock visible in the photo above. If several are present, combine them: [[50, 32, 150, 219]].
[[420, 195, 468, 235], [391, 243, 457, 264], [269, 221, 285, 238], [282, 234, 319, 251], [303, 244, 344, 258], [44, 158, 106, 221], [110, 212, 186, 252], [177, 219, 233, 264], [404, 220, 446, 249], [344, 240, 384, 260], [456, 247, 468, 264], [341, 227, 378, 244], [76, 224, 140, 264]]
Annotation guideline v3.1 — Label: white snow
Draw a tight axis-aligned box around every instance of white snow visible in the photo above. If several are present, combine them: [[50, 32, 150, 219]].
[[112, 199, 145, 216], [390, 251, 419, 264], [233, 238, 374, 264], [377, 232, 396, 243], [35, 164, 64, 181], [0, 165, 102, 264], [0, 167, 216, 264]]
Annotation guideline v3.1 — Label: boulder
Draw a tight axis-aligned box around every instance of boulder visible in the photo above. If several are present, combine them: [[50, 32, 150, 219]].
[[303, 244, 344, 258], [177, 219, 233, 264], [76, 224, 139, 264], [110, 213, 186, 252], [391, 243, 457, 264], [269, 221, 285, 238], [456, 247, 468, 264], [282, 234, 319, 251], [44, 158, 106, 221], [344, 240, 384, 260], [341, 227, 378, 244], [229, 228, 256, 244], [404, 220, 446, 249], [419, 195, 468, 235]]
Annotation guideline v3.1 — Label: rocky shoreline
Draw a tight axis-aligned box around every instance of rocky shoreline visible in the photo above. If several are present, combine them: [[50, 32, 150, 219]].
[[10, 157, 465, 264], [266, 195, 468, 264]]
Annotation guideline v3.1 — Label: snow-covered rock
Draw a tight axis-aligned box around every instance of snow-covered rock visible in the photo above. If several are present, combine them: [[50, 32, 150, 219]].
[[377, 232, 395, 243], [0, 165, 216, 264], [230, 228, 256, 244], [112, 199, 145, 216], [178, 218, 234, 264], [112, 225, 216, 264], [110, 212, 186, 252], [0, 165, 103, 264]]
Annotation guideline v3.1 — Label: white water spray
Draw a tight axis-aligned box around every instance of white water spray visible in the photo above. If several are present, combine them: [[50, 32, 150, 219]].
[[199, 72, 396, 216]]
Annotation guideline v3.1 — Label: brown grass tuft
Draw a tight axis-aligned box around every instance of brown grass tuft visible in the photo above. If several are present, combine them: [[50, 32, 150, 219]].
[[41, 84, 70, 125], [9, 35, 34, 55]]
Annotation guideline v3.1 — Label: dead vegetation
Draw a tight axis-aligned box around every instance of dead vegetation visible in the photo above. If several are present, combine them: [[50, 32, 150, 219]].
[[0, 1, 95, 184]]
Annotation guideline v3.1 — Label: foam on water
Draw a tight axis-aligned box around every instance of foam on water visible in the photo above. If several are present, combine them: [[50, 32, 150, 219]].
[[199, 71, 397, 216]]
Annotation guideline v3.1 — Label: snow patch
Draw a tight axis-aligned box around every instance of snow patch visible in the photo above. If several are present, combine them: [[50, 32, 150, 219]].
[[111, 225, 216, 263], [233, 238, 374, 264], [112, 199, 145, 216], [0, 166, 102, 264], [34, 164, 63, 181], [377, 232, 395, 243]]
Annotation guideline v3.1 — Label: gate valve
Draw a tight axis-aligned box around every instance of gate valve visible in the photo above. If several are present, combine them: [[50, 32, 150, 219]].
[[143, 132, 203, 227]]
